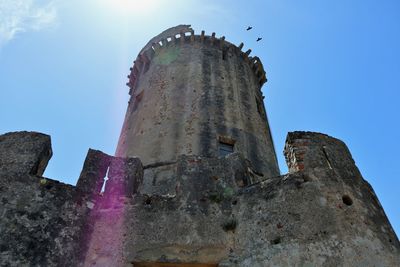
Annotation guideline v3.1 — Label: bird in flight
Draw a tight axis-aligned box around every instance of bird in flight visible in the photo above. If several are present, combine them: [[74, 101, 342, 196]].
[[246, 26, 253, 31], [256, 37, 262, 42]]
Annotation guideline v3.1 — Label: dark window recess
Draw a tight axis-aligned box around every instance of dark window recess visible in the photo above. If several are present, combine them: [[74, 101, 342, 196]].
[[222, 49, 227, 60], [131, 91, 144, 113], [136, 91, 144, 102], [143, 61, 150, 73], [219, 142, 234, 156]]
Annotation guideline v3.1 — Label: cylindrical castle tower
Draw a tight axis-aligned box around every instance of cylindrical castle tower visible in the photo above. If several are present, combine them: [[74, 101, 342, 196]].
[[116, 25, 279, 177]]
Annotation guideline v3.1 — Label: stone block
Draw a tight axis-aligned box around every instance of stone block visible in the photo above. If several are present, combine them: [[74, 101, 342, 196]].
[[0, 131, 52, 176], [76, 149, 111, 196], [105, 156, 143, 197]]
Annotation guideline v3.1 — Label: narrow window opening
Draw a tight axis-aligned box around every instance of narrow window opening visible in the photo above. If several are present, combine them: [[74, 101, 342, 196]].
[[131, 90, 144, 113], [222, 49, 227, 60], [322, 146, 333, 169], [218, 136, 235, 157], [219, 142, 234, 156], [143, 61, 150, 73], [136, 90, 144, 102], [100, 167, 110, 193]]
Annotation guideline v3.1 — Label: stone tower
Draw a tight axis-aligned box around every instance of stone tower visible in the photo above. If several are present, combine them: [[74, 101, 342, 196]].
[[0, 25, 399, 267], [116, 25, 279, 178]]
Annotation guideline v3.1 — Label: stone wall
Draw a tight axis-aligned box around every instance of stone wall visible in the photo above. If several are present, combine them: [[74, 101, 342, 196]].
[[0, 132, 89, 266], [0, 132, 143, 267], [116, 25, 279, 178], [1, 131, 399, 266], [114, 132, 400, 266]]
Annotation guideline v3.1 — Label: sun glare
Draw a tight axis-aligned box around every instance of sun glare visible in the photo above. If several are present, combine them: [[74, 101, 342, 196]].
[[104, 0, 158, 16]]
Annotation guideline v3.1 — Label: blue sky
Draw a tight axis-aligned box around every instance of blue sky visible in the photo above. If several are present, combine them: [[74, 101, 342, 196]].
[[0, 0, 399, 236]]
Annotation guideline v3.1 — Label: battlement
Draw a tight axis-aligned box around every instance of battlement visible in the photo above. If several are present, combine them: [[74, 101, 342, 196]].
[[0, 131, 143, 266], [0, 130, 399, 266], [284, 131, 355, 173], [126, 25, 267, 95], [75, 149, 143, 200], [1, 24, 399, 266], [0, 131, 52, 177], [118, 25, 279, 177]]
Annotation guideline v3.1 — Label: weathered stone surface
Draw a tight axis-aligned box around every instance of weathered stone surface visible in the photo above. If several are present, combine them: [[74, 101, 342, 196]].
[[116, 26, 279, 178], [105, 156, 143, 198], [81, 132, 399, 266], [1, 26, 399, 267], [76, 149, 111, 197], [0, 130, 399, 266], [0, 132, 88, 267], [0, 174, 87, 267], [0, 131, 52, 176], [121, 133, 399, 266], [0, 131, 145, 267]]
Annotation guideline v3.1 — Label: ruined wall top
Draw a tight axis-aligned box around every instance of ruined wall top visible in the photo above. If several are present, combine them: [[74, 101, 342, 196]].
[[0, 131, 52, 177], [1, 130, 399, 266], [284, 131, 361, 179]]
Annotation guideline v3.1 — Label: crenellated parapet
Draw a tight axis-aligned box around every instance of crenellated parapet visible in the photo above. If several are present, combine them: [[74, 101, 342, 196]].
[[126, 25, 267, 95], [0, 130, 399, 266], [118, 25, 280, 178], [75, 149, 143, 205]]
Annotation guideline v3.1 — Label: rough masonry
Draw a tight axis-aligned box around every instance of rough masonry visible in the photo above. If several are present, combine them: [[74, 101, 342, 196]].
[[0, 25, 399, 266]]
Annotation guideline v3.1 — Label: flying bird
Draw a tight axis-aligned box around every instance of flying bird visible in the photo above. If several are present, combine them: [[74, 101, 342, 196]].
[[246, 26, 252, 31], [256, 37, 262, 42]]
